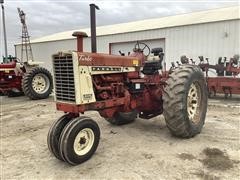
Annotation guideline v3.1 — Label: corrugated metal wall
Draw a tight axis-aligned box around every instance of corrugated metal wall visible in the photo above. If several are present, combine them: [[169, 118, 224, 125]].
[[15, 19, 240, 72], [15, 39, 76, 71]]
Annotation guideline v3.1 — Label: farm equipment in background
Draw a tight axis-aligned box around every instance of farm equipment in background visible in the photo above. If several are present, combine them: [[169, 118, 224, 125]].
[[198, 55, 240, 98], [47, 4, 208, 166], [173, 55, 240, 98], [0, 4, 52, 99]]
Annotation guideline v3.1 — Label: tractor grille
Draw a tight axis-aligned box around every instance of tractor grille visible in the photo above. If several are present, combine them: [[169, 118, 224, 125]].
[[53, 55, 75, 102]]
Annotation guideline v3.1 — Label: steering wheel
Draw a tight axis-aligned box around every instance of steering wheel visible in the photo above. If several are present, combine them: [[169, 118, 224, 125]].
[[134, 41, 151, 56]]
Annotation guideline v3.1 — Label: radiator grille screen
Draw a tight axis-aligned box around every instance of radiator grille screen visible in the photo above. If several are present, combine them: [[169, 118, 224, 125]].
[[53, 55, 75, 102]]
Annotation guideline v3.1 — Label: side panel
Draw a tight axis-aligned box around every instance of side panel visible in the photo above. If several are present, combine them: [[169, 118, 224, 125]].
[[72, 53, 96, 104], [72, 52, 139, 104]]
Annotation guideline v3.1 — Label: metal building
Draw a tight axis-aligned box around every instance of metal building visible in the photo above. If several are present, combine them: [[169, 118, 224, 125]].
[[15, 6, 240, 72]]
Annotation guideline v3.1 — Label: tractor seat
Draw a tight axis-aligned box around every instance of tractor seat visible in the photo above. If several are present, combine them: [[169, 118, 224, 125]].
[[0, 61, 16, 69], [142, 60, 163, 75]]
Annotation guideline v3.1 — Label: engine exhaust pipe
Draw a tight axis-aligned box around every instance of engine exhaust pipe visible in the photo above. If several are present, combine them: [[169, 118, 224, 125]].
[[90, 4, 99, 53]]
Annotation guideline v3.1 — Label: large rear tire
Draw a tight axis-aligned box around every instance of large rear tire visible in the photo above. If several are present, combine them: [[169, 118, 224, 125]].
[[163, 65, 208, 138], [22, 67, 53, 100], [105, 110, 138, 125]]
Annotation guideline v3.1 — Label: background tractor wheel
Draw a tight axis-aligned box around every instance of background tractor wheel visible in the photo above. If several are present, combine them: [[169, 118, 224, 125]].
[[22, 67, 53, 100], [59, 116, 100, 165], [47, 114, 73, 161], [163, 65, 208, 138], [105, 110, 138, 125]]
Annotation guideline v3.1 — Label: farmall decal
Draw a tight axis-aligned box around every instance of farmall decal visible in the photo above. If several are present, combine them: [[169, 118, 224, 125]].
[[92, 67, 121, 71]]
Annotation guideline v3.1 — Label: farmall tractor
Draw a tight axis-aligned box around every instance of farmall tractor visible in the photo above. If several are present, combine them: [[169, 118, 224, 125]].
[[47, 4, 208, 165], [0, 56, 53, 99], [0, 5, 52, 99]]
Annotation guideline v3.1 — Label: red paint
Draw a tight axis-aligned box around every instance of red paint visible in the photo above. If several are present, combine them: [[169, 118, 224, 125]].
[[0, 69, 22, 94], [199, 62, 240, 96], [77, 52, 142, 67], [207, 77, 240, 95], [72, 31, 88, 52], [0, 61, 16, 68]]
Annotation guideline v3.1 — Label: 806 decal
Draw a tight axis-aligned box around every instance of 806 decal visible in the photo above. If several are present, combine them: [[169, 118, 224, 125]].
[[83, 93, 93, 100]]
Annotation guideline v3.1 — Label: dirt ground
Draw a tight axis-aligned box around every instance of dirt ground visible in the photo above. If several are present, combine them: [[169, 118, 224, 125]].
[[1, 95, 240, 180]]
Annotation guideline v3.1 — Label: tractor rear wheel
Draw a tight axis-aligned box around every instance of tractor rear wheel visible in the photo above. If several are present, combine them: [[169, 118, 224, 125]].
[[163, 65, 208, 138], [59, 116, 100, 165], [47, 114, 73, 161], [105, 110, 138, 125], [22, 67, 53, 100]]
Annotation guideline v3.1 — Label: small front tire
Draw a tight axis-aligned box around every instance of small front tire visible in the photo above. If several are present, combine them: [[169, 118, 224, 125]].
[[59, 117, 100, 165], [47, 114, 73, 161]]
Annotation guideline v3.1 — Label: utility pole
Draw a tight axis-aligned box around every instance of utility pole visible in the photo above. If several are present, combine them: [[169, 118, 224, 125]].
[[1, 0, 8, 62]]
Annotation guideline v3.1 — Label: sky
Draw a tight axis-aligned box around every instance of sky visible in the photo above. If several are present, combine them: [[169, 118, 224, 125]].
[[0, 0, 239, 56]]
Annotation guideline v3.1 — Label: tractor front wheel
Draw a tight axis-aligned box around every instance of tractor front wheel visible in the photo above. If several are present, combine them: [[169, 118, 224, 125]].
[[47, 114, 73, 161], [22, 67, 53, 100], [163, 65, 208, 138], [59, 116, 100, 165]]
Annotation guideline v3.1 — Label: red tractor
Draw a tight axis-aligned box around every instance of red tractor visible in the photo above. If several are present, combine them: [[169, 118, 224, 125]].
[[0, 5, 52, 99], [0, 56, 22, 96], [47, 4, 208, 165], [0, 58, 53, 99]]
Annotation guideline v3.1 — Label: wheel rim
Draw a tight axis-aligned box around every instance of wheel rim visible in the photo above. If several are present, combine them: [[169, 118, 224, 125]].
[[187, 82, 201, 124], [73, 128, 95, 156], [32, 73, 50, 94]]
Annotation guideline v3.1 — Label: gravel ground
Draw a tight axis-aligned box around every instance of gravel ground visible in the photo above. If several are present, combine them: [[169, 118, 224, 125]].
[[1, 95, 240, 180]]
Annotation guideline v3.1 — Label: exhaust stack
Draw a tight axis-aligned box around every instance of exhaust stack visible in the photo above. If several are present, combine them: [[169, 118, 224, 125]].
[[90, 4, 99, 53]]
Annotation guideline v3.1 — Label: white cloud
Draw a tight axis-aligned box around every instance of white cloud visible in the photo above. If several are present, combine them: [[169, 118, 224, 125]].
[[0, 0, 238, 56]]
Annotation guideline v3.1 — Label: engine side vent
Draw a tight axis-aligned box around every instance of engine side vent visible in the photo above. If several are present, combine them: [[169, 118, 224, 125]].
[[53, 55, 75, 102]]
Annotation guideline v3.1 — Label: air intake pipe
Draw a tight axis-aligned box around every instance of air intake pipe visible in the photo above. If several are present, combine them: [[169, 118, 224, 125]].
[[72, 31, 88, 52], [90, 3, 99, 53]]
